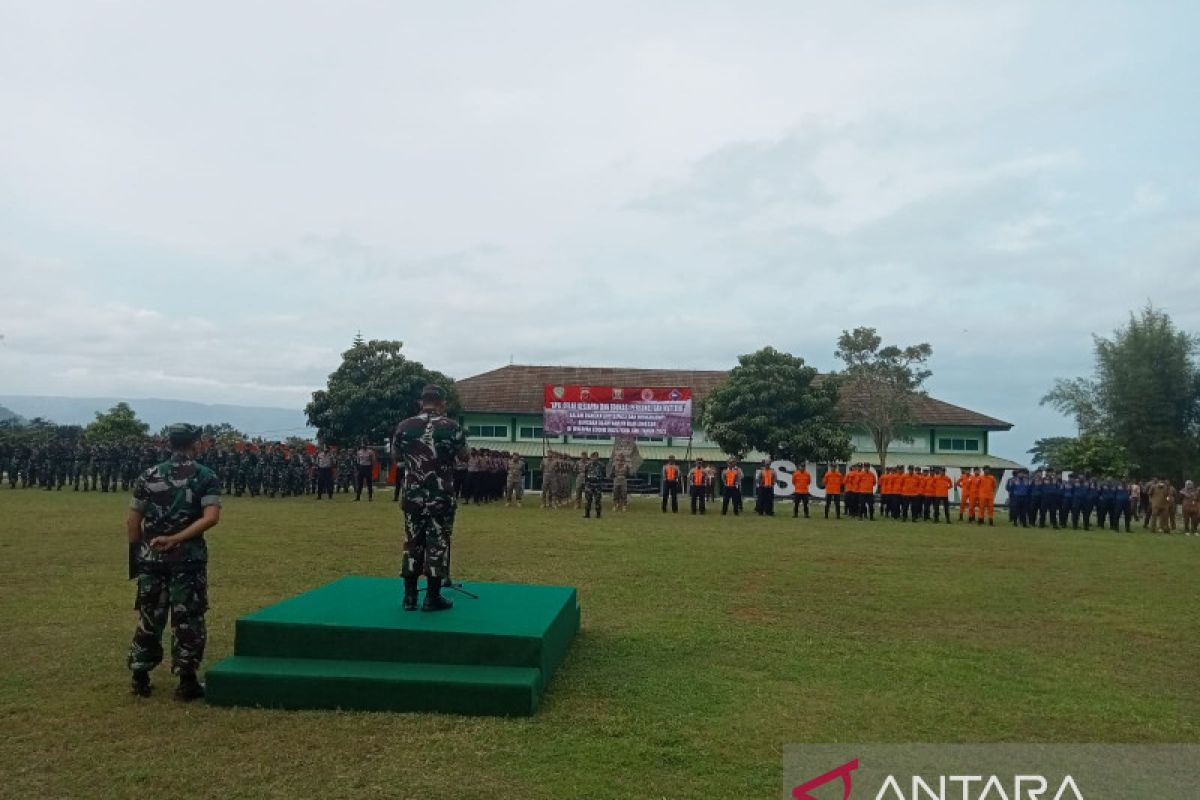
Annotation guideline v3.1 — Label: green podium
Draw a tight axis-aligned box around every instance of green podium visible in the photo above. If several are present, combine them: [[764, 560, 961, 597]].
[[206, 577, 580, 716]]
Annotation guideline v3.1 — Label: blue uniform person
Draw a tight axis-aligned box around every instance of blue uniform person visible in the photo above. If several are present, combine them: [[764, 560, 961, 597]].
[[1067, 477, 1086, 529], [1009, 473, 1030, 527], [1112, 481, 1132, 532], [1096, 481, 1114, 529], [1058, 478, 1074, 529], [1029, 476, 1044, 528], [1041, 474, 1061, 530], [1081, 479, 1098, 530]]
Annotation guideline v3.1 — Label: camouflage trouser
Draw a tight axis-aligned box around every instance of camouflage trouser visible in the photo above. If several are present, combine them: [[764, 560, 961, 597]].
[[402, 508, 456, 579], [505, 479, 523, 502], [612, 480, 628, 509], [584, 485, 602, 517], [128, 565, 208, 675]]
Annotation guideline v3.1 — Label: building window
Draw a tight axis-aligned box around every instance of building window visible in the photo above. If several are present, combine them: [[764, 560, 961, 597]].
[[467, 425, 508, 438], [519, 426, 545, 439], [938, 437, 980, 452], [573, 434, 611, 441], [636, 436, 664, 443]]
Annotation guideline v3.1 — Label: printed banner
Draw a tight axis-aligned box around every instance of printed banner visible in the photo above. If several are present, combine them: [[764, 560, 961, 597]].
[[543, 385, 693, 437]]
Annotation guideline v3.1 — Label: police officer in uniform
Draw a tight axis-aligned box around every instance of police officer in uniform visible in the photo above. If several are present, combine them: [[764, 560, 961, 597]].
[[661, 456, 682, 513]]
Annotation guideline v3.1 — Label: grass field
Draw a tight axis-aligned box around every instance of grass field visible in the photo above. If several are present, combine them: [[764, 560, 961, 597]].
[[1, 489, 1198, 799]]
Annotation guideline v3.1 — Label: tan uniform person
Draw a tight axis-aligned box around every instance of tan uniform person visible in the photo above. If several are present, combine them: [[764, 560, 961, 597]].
[[1181, 481, 1199, 535], [1148, 479, 1171, 533]]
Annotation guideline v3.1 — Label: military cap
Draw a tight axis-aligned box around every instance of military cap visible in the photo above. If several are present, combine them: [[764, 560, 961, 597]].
[[167, 423, 201, 447], [420, 384, 447, 402]]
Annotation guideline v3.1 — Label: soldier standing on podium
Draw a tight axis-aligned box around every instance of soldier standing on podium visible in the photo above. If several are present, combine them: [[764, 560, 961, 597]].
[[393, 385, 468, 612]]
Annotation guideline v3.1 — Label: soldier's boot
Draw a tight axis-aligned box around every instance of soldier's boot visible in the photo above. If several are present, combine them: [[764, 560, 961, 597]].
[[174, 671, 205, 702], [402, 575, 420, 611], [130, 670, 152, 698], [422, 578, 453, 612], [988, 519, 994, 527]]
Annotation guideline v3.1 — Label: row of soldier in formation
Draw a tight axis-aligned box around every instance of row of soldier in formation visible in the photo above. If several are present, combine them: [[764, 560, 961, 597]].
[[453, 448, 528, 506], [0, 439, 172, 492], [539, 450, 637, 514], [0, 438, 381, 500]]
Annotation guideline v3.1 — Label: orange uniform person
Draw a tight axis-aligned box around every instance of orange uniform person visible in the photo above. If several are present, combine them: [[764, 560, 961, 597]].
[[721, 459, 744, 516], [851, 464, 875, 520], [822, 465, 844, 519], [844, 464, 861, 518], [791, 462, 812, 518], [931, 468, 953, 523], [976, 468, 997, 526], [661, 457, 682, 513], [755, 460, 776, 516], [957, 468, 976, 522], [915, 469, 932, 521], [901, 466, 921, 522], [968, 467, 985, 521], [688, 460, 708, 515], [882, 467, 901, 519]]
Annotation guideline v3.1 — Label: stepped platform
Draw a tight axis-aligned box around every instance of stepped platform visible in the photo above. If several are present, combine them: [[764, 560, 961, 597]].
[[206, 576, 580, 716]]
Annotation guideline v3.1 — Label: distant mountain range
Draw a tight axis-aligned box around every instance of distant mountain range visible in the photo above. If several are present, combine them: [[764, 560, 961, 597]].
[[0, 395, 311, 437], [0, 404, 24, 424]]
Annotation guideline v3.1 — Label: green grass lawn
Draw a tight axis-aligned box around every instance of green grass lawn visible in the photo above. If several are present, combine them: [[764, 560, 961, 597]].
[[1, 489, 1198, 799]]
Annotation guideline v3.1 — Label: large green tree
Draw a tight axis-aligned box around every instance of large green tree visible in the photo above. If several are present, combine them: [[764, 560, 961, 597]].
[[834, 327, 932, 469], [85, 402, 149, 443], [699, 347, 851, 462], [305, 337, 459, 446], [1029, 434, 1134, 476], [1042, 305, 1199, 479], [1027, 436, 1074, 470]]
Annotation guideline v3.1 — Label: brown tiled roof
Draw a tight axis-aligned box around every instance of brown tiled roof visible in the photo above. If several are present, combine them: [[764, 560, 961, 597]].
[[456, 365, 1012, 430]]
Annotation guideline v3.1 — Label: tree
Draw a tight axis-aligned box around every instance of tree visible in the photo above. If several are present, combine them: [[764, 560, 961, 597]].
[[699, 346, 851, 462], [1040, 377, 1103, 434], [1042, 305, 1199, 479], [159, 422, 246, 446], [1027, 436, 1074, 470], [305, 338, 459, 446], [833, 327, 933, 469], [84, 402, 149, 443], [202, 423, 246, 447], [1058, 434, 1135, 477]]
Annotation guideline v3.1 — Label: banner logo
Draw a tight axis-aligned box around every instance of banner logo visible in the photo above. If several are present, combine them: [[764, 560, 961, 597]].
[[793, 759, 859, 800]]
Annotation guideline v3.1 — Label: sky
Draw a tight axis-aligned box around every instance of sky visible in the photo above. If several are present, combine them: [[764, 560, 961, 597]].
[[1, 1, 1198, 462]]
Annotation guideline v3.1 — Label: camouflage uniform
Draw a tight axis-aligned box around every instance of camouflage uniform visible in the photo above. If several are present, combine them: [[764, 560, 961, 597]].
[[394, 409, 468, 580], [583, 455, 605, 518], [574, 458, 587, 509], [610, 457, 631, 511], [127, 450, 222, 677], [505, 454, 525, 505]]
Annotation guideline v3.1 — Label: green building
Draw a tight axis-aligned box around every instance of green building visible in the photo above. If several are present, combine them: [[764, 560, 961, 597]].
[[455, 365, 1022, 491]]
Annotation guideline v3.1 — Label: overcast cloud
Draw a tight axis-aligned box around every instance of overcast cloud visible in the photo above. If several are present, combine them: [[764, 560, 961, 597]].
[[2, 1, 1198, 461]]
